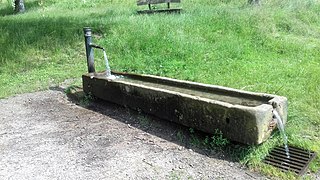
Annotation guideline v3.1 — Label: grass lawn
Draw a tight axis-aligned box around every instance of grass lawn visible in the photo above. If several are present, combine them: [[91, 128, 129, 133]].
[[0, 0, 319, 178]]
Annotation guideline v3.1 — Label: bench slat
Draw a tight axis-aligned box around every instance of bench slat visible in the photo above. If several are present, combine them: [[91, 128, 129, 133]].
[[137, 0, 181, 6]]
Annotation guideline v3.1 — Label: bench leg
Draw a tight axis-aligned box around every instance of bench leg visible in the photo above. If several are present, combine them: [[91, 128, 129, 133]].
[[148, 4, 151, 10], [167, 2, 170, 9]]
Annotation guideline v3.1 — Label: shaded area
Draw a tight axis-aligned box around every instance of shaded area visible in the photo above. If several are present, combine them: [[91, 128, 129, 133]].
[[0, 89, 264, 179], [0, 1, 39, 16], [0, 5, 114, 75], [62, 86, 256, 163], [0, 16, 84, 71]]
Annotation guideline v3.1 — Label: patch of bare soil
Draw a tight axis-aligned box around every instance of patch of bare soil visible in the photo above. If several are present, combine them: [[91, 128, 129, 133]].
[[0, 88, 268, 179]]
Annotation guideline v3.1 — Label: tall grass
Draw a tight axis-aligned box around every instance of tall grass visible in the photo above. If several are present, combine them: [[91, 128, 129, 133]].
[[0, 0, 319, 178]]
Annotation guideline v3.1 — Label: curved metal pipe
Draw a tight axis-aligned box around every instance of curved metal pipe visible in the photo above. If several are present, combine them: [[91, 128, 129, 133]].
[[90, 44, 105, 51]]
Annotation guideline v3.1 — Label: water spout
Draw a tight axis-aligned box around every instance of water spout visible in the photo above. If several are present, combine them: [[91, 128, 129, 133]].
[[273, 109, 290, 158], [90, 44, 105, 50], [83, 27, 118, 79], [102, 50, 116, 79]]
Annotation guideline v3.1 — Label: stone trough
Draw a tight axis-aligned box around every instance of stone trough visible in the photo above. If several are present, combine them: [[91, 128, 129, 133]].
[[82, 71, 288, 145]]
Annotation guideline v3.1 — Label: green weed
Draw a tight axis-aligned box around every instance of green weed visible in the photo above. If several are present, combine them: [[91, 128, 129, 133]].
[[176, 130, 185, 144], [209, 129, 230, 148], [138, 115, 151, 128], [64, 84, 77, 94], [189, 128, 202, 147], [79, 92, 94, 106], [168, 170, 182, 180], [189, 128, 229, 150]]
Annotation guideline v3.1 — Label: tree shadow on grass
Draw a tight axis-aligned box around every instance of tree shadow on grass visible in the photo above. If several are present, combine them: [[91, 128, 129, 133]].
[[0, 3, 14, 16], [0, 9, 114, 74], [0, 1, 40, 16]]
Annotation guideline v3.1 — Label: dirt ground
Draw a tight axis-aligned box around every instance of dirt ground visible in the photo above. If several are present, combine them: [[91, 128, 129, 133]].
[[0, 87, 270, 179]]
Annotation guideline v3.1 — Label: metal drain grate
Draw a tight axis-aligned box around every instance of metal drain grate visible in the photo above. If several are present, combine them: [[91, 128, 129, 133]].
[[263, 146, 317, 176]]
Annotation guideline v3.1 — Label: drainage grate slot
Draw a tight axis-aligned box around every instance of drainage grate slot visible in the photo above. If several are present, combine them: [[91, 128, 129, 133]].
[[263, 146, 317, 176]]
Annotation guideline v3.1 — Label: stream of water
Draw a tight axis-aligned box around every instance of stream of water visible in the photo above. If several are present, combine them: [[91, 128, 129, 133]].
[[103, 50, 116, 79], [273, 110, 290, 158]]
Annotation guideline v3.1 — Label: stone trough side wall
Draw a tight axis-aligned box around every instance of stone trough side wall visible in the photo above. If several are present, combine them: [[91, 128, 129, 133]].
[[82, 73, 287, 145]]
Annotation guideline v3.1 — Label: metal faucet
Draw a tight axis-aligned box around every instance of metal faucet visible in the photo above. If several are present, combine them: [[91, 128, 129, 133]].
[[83, 27, 105, 73]]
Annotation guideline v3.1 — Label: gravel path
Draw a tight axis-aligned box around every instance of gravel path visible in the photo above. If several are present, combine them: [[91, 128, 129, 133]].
[[0, 90, 267, 180]]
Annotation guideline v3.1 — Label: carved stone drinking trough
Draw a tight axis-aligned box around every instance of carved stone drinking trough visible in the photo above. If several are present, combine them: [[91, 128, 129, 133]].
[[82, 71, 287, 145], [82, 27, 288, 145]]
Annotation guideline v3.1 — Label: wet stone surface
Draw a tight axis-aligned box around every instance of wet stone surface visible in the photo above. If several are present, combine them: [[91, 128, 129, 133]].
[[0, 90, 268, 179]]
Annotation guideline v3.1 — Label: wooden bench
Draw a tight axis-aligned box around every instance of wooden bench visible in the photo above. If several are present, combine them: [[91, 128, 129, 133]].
[[137, 0, 181, 14]]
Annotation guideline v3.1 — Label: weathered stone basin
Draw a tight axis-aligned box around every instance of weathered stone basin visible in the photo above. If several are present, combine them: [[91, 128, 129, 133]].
[[82, 71, 288, 145]]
